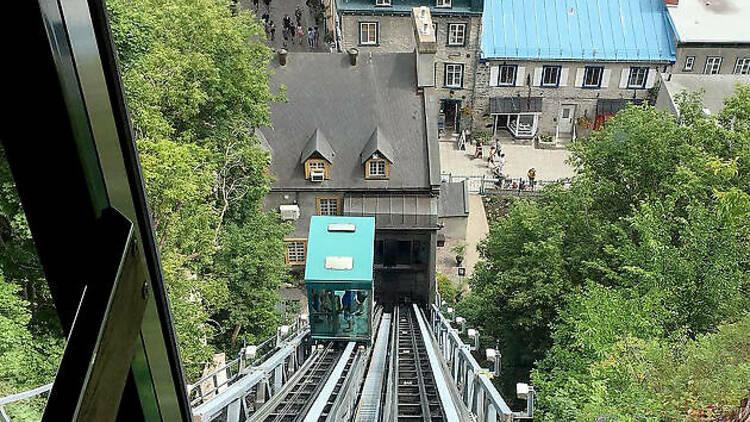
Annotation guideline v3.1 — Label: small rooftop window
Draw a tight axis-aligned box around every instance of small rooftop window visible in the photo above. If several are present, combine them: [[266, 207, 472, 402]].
[[325, 256, 353, 270], [328, 223, 356, 232]]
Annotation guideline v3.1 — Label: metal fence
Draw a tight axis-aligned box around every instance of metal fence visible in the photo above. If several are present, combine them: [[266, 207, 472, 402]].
[[0, 383, 53, 422], [429, 303, 515, 422], [441, 172, 555, 195]]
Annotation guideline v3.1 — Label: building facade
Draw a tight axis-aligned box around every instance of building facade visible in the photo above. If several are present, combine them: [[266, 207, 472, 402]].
[[473, 0, 676, 140], [335, 0, 483, 135], [261, 51, 441, 306], [665, 0, 750, 76]]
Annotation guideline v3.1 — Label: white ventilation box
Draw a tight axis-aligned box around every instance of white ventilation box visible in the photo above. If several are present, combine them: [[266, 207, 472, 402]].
[[279, 204, 300, 221], [310, 171, 325, 182]]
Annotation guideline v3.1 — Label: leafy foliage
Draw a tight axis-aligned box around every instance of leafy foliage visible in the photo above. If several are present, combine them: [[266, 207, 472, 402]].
[[466, 89, 750, 420]]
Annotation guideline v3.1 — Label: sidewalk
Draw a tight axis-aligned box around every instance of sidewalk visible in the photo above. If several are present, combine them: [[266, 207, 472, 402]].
[[239, 0, 330, 52]]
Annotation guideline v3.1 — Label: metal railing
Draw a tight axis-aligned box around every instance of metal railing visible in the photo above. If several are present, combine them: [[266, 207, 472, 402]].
[[0, 383, 53, 422], [441, 172, 554, 195], [191, 318, 311, 422], [187, 318, 308, 408], [429, 302, 515, 422]]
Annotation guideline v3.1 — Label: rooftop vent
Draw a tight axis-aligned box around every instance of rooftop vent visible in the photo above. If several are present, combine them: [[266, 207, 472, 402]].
[[327, 223, 356, 232], [325, 256, 353, 270]]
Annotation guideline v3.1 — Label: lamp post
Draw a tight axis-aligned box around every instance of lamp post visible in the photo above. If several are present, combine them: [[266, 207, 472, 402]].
[[467, 328, 479, 351], [515, 383, 535, 419]]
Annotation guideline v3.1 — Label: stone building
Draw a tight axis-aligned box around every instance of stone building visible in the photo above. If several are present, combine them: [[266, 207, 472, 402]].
[[261, 50, 441, 306], [664, 0, 750, 76], [335, 0, 483, 135], [473, 0, 676, 141]]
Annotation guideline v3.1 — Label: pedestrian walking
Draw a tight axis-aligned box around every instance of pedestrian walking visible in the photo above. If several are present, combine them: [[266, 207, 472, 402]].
[[282, 26, 290, 48], [252, 0, 259, 12], [307, 27, 315, 49], [263, 0, 271, 10], [313, 26, 320, 48], [282, 14, 293, 32], [527, 167, 536, 189], [296, 25, 305, 45], [295, 5, 303, 26], [261, 11, 269, 23], [269, 20, 276, 41]]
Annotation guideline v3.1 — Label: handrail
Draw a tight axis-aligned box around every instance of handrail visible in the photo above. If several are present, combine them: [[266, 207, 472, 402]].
[[430, 303, 514, 422]]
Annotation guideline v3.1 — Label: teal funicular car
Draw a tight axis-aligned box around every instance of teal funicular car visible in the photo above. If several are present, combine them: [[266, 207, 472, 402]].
[[304, 216, 375, 343]]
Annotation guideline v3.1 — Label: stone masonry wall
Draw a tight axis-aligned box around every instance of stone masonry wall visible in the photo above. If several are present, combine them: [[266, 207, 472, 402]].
[[472, 59, 666, 136], [340, 13, 482, 129]]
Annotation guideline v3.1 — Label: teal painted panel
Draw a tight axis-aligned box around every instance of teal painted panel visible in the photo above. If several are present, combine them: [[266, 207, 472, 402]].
[[304, 216, 375, 282]]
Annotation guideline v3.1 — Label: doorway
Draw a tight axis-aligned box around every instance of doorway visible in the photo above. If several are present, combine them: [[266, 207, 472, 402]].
[[440, 99, 461, 134], [558, 104, 576, 135]]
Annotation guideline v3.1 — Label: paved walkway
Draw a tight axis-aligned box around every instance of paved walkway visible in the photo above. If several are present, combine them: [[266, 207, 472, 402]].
[[239, 0, 329, 52], [436, 194, 489, 284], [439, 135, 575, 181]]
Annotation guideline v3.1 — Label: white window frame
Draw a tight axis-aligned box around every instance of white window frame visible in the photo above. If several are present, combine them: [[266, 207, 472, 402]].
[[436, 0, 451, 7], [498, 65, 517, 86], [583, 66, 603, 88], [734, 57, 750, 75], [704, 56, 722, 74], [627, 67, 649, 89], [444, 63, 463, 88], [375, 0, 390, 5], [684, 56, 695, 71], [447, 23, 466, 46], [368, 160, 386, 177], [318, 198, 340, 216], [359, 22, 378, 45], [541, 66, 561, 87]]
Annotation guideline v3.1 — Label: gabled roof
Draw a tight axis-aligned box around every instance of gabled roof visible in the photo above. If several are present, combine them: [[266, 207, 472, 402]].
[[299, 128, 335, 164], [360, 126, 395, 164], [481, 0, 676, 62], [262, 53, 437, 190], [336, 0, 483, 15]]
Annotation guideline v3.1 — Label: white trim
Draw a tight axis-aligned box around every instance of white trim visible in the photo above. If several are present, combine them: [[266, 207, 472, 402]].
[[619, 68, 629, 89], [559, 68, 569, 87], [644, 69, 657, 88], [489, 66, 499, 86], [447, 23, 466, 46], [575, 68, 585, 87], [515, 66, 526, 87], [359, 22, 378, 45], [704, 56, 722, 74], [533, 67, 543, 86], [601, 69, 611, 88]]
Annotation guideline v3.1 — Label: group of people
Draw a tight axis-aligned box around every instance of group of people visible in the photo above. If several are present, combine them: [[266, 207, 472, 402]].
[[260, 4, 320, 50], [310, 289, 368, 333], [473, 138, 506, 179]]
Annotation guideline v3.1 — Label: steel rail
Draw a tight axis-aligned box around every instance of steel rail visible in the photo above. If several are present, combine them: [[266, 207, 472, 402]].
[[303, 342, 356, 422]]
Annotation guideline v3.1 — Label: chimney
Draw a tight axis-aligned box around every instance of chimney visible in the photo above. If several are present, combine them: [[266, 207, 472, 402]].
[[664, 0, 678, 5], [411, 7, 437, 89], [348, 48, 358, 66], [278, 49, 288, 66]]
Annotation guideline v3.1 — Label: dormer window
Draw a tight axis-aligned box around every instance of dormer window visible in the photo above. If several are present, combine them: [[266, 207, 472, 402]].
[[436, 0, 451, 7], [375, 0, 390, 6], [366, 157, 388, 179], [361, 126, 395, 181], [305, 158, 330, 180], [300, 128, 335, 182]]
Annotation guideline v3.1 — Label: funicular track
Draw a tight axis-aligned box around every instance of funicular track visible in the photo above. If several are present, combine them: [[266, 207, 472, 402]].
[[256, 344, 341, 422], [394, 305, 445, 421]]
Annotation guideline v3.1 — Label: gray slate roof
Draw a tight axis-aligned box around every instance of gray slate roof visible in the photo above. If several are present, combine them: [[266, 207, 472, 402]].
[[360, 126, 395, 164], [438, 181, 469, 218], [300, 128, 335, 163], [262, 53, 437, 191]]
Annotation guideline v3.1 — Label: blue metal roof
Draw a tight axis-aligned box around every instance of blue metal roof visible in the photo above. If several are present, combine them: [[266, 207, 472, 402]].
[[304, 216, 375, 283], [480, 0, 676, 62]]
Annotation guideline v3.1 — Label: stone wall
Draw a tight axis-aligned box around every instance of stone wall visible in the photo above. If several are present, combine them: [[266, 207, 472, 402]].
[[339, 13, 482, 129], [472, 59, 665, 135], [674, 45, 750, 74]]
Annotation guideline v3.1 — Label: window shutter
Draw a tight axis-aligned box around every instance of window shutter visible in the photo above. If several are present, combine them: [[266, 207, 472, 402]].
[[601, 69, 611, 88], [515, 66, 526, 87], [533, 67, 543, 86], [444, 64, 448, 87], [489, 65, 499, 86], [575, 68, 584, 87], [619, 68, 629, 88], [559, 68, 569, 86], [645, 69, 656, 88]]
